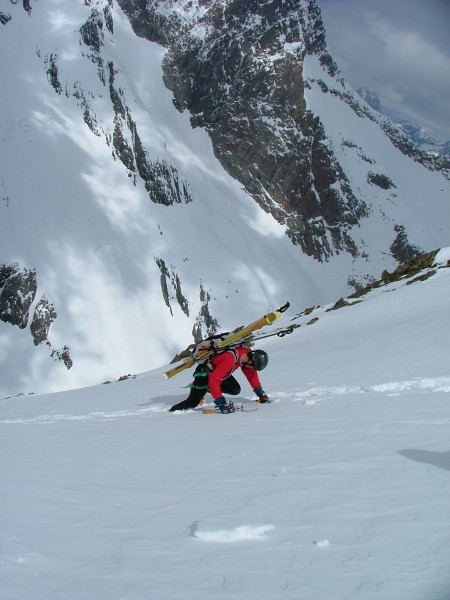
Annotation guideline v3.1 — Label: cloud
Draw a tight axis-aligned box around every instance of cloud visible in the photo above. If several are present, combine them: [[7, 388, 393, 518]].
[[318, 0, 450, 139], [366, 18, 450, 128]]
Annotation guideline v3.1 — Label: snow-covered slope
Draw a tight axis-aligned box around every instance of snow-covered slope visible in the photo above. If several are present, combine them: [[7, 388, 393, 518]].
[[1, 249, 449, 600], [1, 0, 449, 398]]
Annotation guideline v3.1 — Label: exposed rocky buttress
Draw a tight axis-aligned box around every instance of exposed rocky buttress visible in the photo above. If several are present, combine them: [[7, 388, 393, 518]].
[[117, 0, 368, 261]]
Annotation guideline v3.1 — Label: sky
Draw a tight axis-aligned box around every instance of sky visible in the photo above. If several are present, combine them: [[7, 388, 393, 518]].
[[318, 0, 450, 140]]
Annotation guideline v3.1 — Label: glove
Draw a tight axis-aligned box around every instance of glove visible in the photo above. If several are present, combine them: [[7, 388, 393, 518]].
[[214, 396, 235, 414], [254, 387, 270, 403], [214, 396, 226, 410]]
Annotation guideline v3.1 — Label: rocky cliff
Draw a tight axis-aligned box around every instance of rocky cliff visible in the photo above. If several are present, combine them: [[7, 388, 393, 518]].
[[117, 0, 448, 261]]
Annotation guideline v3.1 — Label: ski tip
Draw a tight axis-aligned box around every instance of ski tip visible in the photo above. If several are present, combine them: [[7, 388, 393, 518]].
[[278, 301, 290, 313]]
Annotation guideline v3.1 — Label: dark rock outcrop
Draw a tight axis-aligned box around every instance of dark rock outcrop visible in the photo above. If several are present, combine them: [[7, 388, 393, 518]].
[[30, 296, 57, 346], [0, 263, 72, 369], [0, 264, 37, 329]]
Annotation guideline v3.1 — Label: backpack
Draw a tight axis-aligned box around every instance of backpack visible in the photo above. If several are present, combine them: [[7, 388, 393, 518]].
[[192, 332, 230, 359], [192, 332, 251, 361]]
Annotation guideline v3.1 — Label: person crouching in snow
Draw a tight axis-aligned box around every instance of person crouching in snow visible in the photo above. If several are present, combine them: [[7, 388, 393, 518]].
[[169, 346, 270, 413]]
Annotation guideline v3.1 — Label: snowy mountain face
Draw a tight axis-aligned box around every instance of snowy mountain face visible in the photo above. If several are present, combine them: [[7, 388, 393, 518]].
[[356, 87, 450, 161], [119, 0, 366, 261], [0, 0, 449, 397], [356, 87, 381, 113], [117, 0, 367, 260], [119, 0, 449, 254]]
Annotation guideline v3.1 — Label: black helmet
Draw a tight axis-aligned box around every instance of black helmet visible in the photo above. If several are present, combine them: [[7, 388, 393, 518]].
[[249, 349, 268, 371]]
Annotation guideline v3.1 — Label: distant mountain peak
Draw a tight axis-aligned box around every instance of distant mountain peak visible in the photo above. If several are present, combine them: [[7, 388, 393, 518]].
[[356, 87, 381, 112]]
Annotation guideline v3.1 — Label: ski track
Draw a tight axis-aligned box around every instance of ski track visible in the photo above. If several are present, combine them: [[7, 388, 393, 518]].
[[279, 376, 450, 404], [1, 376, 449, 425]]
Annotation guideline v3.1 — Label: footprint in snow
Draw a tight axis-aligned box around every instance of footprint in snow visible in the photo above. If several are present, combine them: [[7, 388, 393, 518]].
[[190, 523, 274, 542]]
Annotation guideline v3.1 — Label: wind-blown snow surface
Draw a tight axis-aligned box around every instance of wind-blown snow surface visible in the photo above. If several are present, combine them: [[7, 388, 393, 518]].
[[1, 251, 450, 600]]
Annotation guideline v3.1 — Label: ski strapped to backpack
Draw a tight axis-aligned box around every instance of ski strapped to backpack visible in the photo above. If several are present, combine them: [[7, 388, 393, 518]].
[[163, 301, 290, 380], [244, 323, 300, 343]]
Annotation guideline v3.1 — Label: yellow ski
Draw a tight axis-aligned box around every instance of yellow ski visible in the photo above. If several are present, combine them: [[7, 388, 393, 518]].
[[163, 302, 290, 379]]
